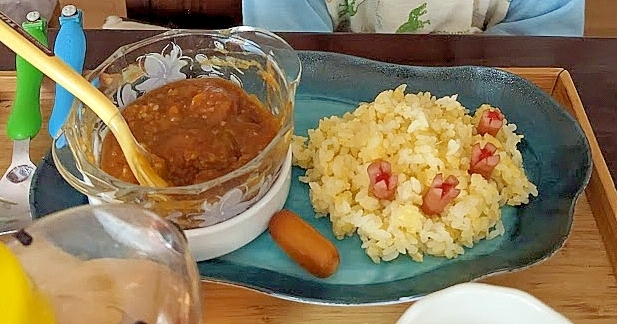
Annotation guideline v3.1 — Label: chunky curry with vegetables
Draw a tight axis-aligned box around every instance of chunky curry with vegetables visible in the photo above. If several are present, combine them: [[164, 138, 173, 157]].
[[100, 77, 280, 186]]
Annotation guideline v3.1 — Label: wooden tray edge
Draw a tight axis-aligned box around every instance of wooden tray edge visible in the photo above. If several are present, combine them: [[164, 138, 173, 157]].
[[552, 70, 617, 275], [501, 67, 564, 93], [499, 67, 617, 275]]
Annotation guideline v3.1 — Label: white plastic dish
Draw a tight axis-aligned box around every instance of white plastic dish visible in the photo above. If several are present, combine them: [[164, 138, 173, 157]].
[[185, 150, 292, 261], [89, 149, 293, 261], [395, 282, 573, 324]]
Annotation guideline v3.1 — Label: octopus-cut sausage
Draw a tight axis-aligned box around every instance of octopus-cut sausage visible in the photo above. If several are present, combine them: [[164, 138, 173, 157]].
[[477, 108, 504, 137], [367, 159, 398, 200], [421, 174, 461, 216], [469, 142, 500, 179]]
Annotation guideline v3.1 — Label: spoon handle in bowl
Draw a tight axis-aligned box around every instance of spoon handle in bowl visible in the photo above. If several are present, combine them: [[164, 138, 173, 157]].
[[0, 11, 169, 188], [0, 12, 118, 123]]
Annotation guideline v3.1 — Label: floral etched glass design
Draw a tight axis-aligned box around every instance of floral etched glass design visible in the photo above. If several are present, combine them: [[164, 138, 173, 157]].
[[53, 28, 301, 229]]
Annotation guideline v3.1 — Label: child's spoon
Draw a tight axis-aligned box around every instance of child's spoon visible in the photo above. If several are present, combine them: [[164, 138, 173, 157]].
[[0, 11, 168, 188]]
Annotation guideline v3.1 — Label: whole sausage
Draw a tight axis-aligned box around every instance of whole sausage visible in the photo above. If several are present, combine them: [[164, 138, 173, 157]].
[[268, 210, 340, 278]]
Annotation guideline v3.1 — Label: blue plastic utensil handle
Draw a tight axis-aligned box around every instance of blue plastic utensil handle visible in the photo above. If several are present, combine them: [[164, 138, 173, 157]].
[[49, 9, 85, 139]]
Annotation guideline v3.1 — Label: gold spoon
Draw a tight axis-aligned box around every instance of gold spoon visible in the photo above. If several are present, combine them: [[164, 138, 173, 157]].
[[0, 12, 168, 187]]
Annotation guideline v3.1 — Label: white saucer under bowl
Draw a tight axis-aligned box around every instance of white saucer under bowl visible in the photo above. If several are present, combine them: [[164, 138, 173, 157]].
[[89, 149, 292, 261]]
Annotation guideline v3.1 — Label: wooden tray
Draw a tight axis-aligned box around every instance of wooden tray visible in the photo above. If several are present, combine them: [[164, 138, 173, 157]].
[[1, 68, 616, 323], [502, 68, 617, 275]]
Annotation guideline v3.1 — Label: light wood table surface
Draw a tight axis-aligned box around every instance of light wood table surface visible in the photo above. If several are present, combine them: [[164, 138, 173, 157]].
[[1, 76, 616, 323]]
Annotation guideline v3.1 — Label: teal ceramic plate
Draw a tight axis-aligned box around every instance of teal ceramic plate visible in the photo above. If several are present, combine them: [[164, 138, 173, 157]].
[[30, 51, 591, 305]]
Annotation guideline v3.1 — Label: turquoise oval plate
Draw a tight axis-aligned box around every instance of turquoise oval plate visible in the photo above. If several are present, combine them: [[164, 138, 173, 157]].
[[30, 51, 592, 305]]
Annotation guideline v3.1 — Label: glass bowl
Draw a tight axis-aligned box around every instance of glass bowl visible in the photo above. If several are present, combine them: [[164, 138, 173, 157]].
[[52, 27, 301, 230]]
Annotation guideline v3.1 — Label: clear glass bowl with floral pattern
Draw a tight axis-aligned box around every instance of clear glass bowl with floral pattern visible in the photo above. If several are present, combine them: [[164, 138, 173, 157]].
[[52, 27, 301, 230]]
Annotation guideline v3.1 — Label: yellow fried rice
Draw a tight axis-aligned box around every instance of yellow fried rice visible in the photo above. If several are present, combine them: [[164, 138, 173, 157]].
[[292, 85, 538, 263]]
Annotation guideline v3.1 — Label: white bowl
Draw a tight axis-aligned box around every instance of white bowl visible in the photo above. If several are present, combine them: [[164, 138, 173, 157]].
[[395, 283, 572, 324], [185, 150, 292, 261], [89, 149, 293, 261]]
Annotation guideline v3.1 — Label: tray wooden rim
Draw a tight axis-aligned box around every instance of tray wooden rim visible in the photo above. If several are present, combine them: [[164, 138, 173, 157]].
[[502, 67, 617, 277]]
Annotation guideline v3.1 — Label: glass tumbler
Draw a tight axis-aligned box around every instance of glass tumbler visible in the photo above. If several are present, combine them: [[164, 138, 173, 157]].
[[4, 204, 202, 324]]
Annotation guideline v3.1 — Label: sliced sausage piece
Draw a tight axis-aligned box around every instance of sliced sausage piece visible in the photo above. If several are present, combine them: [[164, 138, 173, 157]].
[[477, 108, 504, 137], [421, 174, 461, 216], [469, 142, 500, 179], [367, 159, 398, 200], [268, 210, 340, 278]]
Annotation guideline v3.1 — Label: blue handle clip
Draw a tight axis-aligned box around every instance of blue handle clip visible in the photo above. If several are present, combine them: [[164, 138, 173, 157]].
[[49, 5, 86, 141]]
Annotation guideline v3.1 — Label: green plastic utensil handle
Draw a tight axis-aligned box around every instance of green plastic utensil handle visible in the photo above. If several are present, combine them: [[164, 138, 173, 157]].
[[7, 19, 48, 140]]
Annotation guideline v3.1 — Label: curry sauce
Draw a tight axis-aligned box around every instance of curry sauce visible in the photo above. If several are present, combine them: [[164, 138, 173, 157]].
[[100, 78, 280, 186]]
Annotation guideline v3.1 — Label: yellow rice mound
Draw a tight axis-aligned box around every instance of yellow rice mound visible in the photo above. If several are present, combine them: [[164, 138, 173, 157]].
[[292, 85, 538, 263]]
